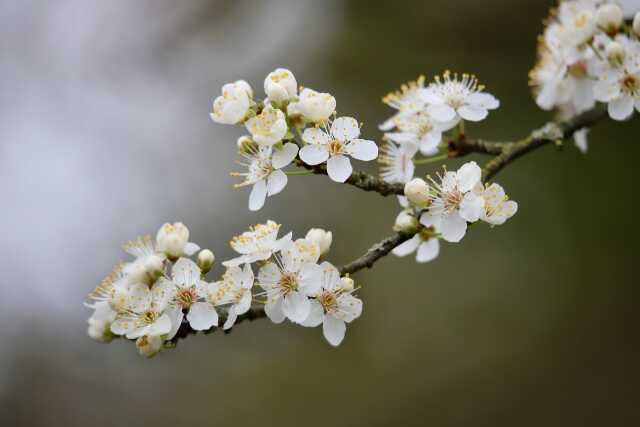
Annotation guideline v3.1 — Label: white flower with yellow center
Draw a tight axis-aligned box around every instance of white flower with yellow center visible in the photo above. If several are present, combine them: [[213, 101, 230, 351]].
[[378, 139, 417, 184], [287, 88, 336, 123], [257, 238, 323, 324], [594, 42, 640, 120], [474, 183, 519, 226], [245, 105, 288, 146], [392, 226, 440, 264], [155, 222, 200, 259], [135, 334, 164, 358], [208, 264, 254, 330], [385, 110, 455, 156], [120, 235, 166, 286], [299, 116, 378, 183], [223, 220, 292, 267], [232, 143, 299, 211], [110, 278, 176, 339], [210, 80, 253, 125], [419, 161, 485, 243], [379, 76, 429, 131], [264, 68, 298, 103], [423, 71, 499, 123], [301, 262, 363, 347]]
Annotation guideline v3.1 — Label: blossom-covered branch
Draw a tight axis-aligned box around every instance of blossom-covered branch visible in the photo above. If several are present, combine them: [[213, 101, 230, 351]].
[[85, 1, 640, 358]]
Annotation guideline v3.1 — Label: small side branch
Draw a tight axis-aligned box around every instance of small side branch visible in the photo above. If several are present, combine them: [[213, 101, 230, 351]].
[[338, 231, 414, 275]]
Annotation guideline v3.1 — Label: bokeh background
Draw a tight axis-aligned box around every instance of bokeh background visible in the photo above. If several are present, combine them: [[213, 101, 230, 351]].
[[2, 0, 639, 425]]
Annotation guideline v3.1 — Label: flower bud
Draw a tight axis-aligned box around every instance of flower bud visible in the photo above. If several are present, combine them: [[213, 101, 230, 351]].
[[210, 80, 253, 125], [605, 41, 625, 65], [305, 228, 332, 256], [394, 211, 418, 233], [634, 11, 640, 37], [264, 68, 298, 103], [197, 249, 215, 273], [87, 318, 113, 343], [339, 276, 354, 292], [245, 105, 288, 146], [156, 222, 189, 258], [287, 88, 336, 123], [404, 178, 430, 206], [596, 4, 623, 33], [135, 335, 163, 358]]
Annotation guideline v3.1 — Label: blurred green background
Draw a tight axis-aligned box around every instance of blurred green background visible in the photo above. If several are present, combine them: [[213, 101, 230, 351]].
[[2, 0, 639, 426]]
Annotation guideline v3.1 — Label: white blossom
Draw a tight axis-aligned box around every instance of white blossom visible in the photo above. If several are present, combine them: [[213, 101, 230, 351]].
[[403, 177, 430, 206], [245, 105, 288, 146], [594, 39, 640, 120], [232, 143, 299, 211], [299, 116, 378, 183], [305, 228, 333, 256], [475, 183, 518, 226], [257, 238, 323, 324], [287, 88, 336, 123], [210, 80, 253, 125], [379, 76, 429, 131], [211, 264, 254, 330], [223, 220, 292, 267], [384, 111, 455, 156], [378, 140, 417, 184], [419, 161, 485, 243], [264, 68, 298, 103], [155, 222, 199, 259], [574, 127, 590, 153], [135, 335, 163, 358], [422, 71, 499, 123], [197, 249, 215, 272], [301, 262, 362, 347], [392, 227, 440, 263], [121, 235, 166, 286], [595, 3, 623, 33]]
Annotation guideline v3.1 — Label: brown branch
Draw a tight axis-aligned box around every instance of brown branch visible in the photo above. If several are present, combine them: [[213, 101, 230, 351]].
[[338, 231, 414, 275]]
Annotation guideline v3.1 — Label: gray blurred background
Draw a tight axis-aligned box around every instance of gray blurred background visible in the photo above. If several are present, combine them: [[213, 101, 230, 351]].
[[1, 0, 639, 425]]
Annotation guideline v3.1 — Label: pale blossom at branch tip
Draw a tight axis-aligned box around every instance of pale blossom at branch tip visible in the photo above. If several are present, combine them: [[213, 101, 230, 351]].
[[210, 80, 253, 125], [264, 68, 297, 103]]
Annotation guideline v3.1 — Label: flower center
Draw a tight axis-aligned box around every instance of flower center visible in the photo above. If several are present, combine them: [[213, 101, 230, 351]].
[[278, 273, 298, 294], [568, 61, 588, 79], [177, 288, 197, 309], [621, 74, 640, 94], [419, 227, 436, 240], [443, 189, 464, 212], [328, 139, 345, 156], [142, 310, 159, 325], [317, 291, 337, 312]]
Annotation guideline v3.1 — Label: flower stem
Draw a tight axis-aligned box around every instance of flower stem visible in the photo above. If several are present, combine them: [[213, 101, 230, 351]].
[[413, 153, 450, 166]]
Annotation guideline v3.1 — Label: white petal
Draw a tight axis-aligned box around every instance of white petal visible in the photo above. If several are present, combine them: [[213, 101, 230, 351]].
[[183, 242, 200, 256], [127, 283, 152, 313], [419, 212, 441, 229], [378, 117, 396, 131], [147, 314, 172, 337], [266, 169, 288, 196], [384, 132, 417, 144], [299, 144, 329, 166], [440, 213, 467, 243], [346, 139, 378, 161], [608, 96, 635, 121], [223, 310, 238, 330], [187, 302, 218, 331], [152, 278, 176, 312], [326, 155, 353, 183], [172, 257, 201, 288], [574, 128, 589, 154], [302, 127, 330, 145], [427, 104, 457, 122], [337, 294, 363, 323], [272, 143, 299, 169], [331, 117, 360, 141], [297, 263, 323, 295], [301, 300, 324, 327], [466, 92, 499, 109], [282, 291, 311, 324], [264, 298, 286, 324], [249, 179, 267, 211], [458, 105, 488, 122], [572, 78, 595, 112], [418, 132, 441, 156], [323, 316, 346, 347], [165, 307, 184, 340], [593, 79, 620, 102], [416, 239, 440, 263], [421, 88, 445, 105], [391, 234, 421, 257], [459, 193, 485, 223], [456, 161, 482, 192]]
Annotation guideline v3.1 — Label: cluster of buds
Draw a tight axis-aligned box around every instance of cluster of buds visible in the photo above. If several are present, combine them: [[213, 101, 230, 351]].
[[85, 221, 360, 357]]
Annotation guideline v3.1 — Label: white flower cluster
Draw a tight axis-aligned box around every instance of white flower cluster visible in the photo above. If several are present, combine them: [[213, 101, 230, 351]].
[[378, 72, 499, 184], [530, 1, 640, 148], [211, 68, 378, 211], [392, 161, 518, 263], [85, 221, 360, 357]]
